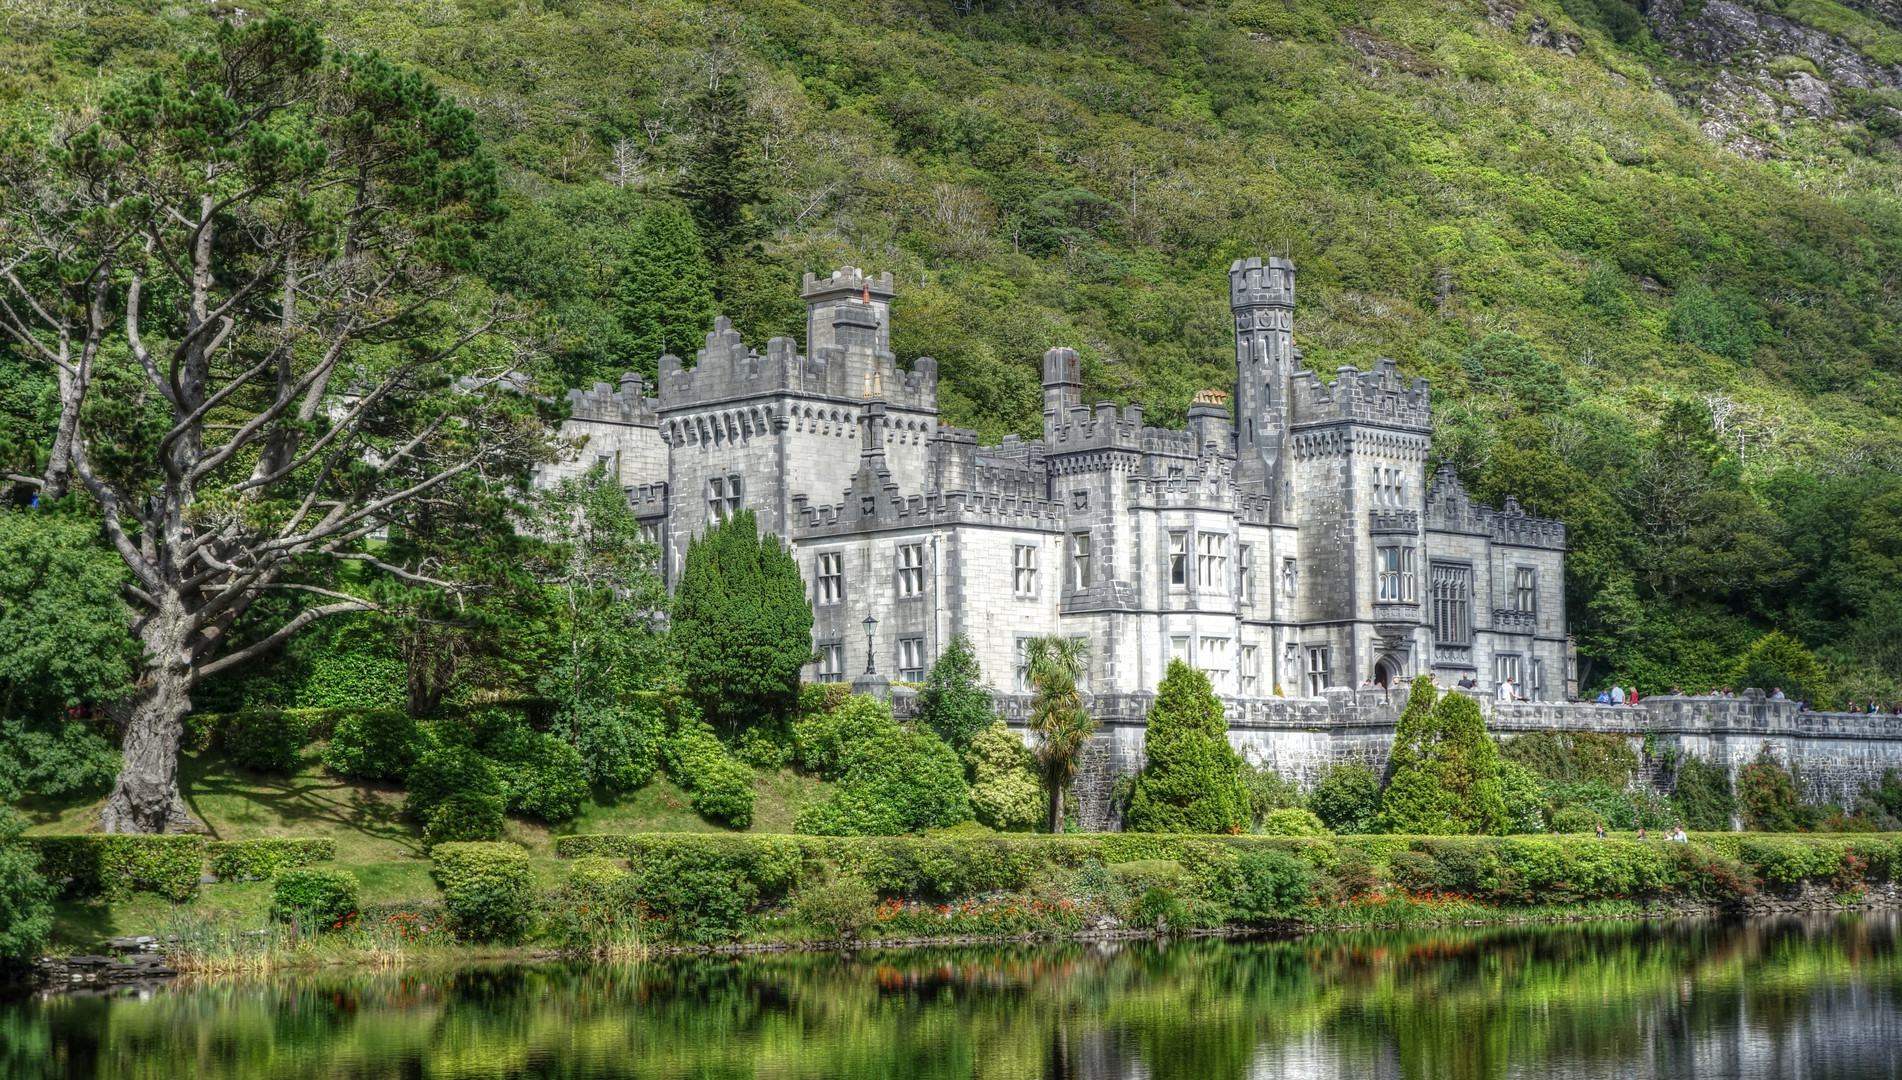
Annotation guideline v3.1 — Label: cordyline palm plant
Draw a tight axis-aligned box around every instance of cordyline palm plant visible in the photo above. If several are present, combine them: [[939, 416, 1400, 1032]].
[[1023, 636, 1093, 834]]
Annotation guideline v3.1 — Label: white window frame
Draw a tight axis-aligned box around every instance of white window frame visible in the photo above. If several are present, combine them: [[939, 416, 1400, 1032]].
[[707, 473, 742, 523], [1015, 636, 1035, 693], [1238, 543, 1253, 602], [1514, 566, 1537, 613], [1528, 657, 1546, 702], [1430, 562, 1472, 645], [897, 542, 926, 598], [1197, 533, 1228, 589], [1071, 531, 1093, 589], [1199, 636, 1231, 688], [1495, 653, 1522, 690], [898, 636, 927, 682], [1376, 546, 1417, 602], [1170, 635, 1190, 667], [1169, 531, 1188, 586], [817, 551, 845, 605], [817, 642, 845, 683], [1013, 544, 1038, 597], [1239, 644, 1259, 694], [1306, 646, 1330, 696]]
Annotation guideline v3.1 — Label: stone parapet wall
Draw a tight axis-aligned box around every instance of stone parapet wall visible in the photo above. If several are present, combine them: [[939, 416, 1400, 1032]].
[[892, 686, 1902, 830]]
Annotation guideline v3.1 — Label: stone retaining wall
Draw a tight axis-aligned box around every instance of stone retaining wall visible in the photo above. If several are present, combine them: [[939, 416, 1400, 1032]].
[[894, 686, 1902, 831]]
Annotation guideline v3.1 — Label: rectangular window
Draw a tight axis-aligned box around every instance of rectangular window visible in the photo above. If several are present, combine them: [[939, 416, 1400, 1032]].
[[1169, 531, 1188, 586], [897, 542, 925, 597], [1015, 637, 1035, 693], [1013, 544, 1038, 597], [817, 552, 845, 605], [1376, 546, 1418, 602], [1199, 636, 1231, 686], [1306, 646, 1330, 696], [1239, 644, 1259, 694], [1282, 557, 1298, 600], [1071, 532, 1093, 589], [1528, 658, 1546, 702], [1514, 567, 1537, 613], [707, 474, 742, 523], [1430, 563, 1472, 645], [1238, 544, 1254, 602], [898, 637, 927, 682], [1496, 653, 1522, 693], [1197, 533, 1228, 589], [1170, 635, 1190, 667], [817, 642, 845, 684]]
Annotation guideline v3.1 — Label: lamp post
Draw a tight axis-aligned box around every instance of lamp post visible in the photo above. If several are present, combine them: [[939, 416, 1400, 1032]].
[[862, 614, 878, 675], [852, 613, 890, 702]]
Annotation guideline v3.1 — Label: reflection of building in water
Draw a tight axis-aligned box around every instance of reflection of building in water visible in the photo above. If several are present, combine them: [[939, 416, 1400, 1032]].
[[541, 259, 1570, 702]]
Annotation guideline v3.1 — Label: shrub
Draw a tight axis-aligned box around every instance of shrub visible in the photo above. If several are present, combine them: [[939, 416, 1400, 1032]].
[[965, 720, 1042, 832], [624, 839, 801, 943], [1309, 763, 1382, 834], [323, 709, 432, 780], [568, 701, 667, 792], [795, 716, 971, 836], [493, 732, 589, 823], [791, 693, 894, 776], [1241, 761, 1306, 826], [545, 856, 636, 951], [670, 510, 814, 730], [405, 746, 504, 824], [1233, 848, 1311, 920], [913, 634, 998, 753], [1109, 859, 1187, 894], [1550, 806, 1606, 834], [668, 722, 757, 828], [1499, 731, 1637, 787], [1129, 886, 1188, 932], [425, 793, 507, 848], [1381, 679, 1507, 835], [1738, 745, 1803, 831], [791, 875, 878, 938], [433, 842, 535, 943], [1499, 760, 1548, 834], [1126, 660, 1250, 834], [1730, 631, 1831, 710], [221, 709, 310, 773], [270, 868, 360, 930], [20, 835, 205, 901], [1673, 755, 1736, 830], [1258, 808, 1327, 836], [207, 838, 336, 881], [0, 809, 52, 960]]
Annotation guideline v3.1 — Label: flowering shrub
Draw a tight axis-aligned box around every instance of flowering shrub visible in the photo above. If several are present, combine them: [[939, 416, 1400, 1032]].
[[867, 896, 1085, 938], [270, 868, 359, 931]]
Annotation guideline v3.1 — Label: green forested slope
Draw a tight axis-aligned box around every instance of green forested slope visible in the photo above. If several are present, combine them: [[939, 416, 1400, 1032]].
[[5, 0, 1902, 694]]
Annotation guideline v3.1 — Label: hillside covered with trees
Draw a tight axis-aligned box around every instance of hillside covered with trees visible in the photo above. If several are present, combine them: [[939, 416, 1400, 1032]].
[[3, 0, 1902, 708]]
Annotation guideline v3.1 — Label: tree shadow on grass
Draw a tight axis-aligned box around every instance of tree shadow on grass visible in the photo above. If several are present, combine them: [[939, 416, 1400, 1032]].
[[177, 750, 423, 853]]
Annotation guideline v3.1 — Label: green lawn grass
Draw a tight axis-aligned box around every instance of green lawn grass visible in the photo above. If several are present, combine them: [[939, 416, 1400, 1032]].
[[23, 743, 835, 949]]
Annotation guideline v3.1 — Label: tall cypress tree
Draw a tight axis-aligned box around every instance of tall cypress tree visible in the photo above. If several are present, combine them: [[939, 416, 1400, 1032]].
[[613, 201, 718, 368], [1126, 659, 1251, 833], [914, 634, 996, 754], [1381, 676, 1508, 835], [670, 510, 813, 732]]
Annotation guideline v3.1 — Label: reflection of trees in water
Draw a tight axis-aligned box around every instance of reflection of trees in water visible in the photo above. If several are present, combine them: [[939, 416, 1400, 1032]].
[[3, 916, 1901, 1080]]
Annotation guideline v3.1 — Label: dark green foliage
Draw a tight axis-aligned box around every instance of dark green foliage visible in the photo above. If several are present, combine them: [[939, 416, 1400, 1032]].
[[613, 201, 717, 368], [667, 720, 757, 829], [1461, 332, 1569, 417], [1667, 283, 1766, 364], [425, 794, 507, 849], [1730, 632, 1831, 709], [794, 695, 971, 836], [19, 835, 205, 901], [1738, 746, 1804, 832], [1674, 756, 1738, 831], [433, 842, 535, 943], [791, 875, 879, 939], [1126, 660, 1251, 834], [1382, 679, 1509, 835], [270, 869, 360, 930], [1499, 732, 1639, 787], [670, 511, 813, 732], [0, 511, 138, 717], [0, 717, 119, 803], [405, 746, 506, 827], [1559, 0, 1647, 43], [1309, 763, 1383, 835], [1499, 760, 1549, 835], [569, 701, 666, 793], [322, 710, 434, 781], [0, 810, 52, 960], [674, 60, 767, 248], [220, 709, 311, 774], [1240, 762, 1307, 829], [477, 713, 589, 823], [545, 857, 637, 951], [1233, 849, 1312, 920], [622, 837, 803, 944], [207, 839, 336, 881], [914, 634, 997, 754]]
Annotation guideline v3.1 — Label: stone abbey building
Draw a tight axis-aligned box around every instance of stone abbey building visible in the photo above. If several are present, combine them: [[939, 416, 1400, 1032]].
[[539, 259, 1573, 703]]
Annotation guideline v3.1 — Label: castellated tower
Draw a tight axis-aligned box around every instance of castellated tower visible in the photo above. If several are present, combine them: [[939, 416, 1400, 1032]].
[[1228, 256, 1296, 506]]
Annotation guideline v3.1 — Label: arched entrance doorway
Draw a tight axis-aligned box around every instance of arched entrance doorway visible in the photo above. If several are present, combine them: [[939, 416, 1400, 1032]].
[[1373, 659, 1398, 689]]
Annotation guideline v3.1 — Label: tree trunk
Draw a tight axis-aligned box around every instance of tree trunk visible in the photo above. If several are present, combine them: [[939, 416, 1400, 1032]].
[[40, 362, 81, 501], [100, 606, 201, 834], [1049, 784, 1066, 835]]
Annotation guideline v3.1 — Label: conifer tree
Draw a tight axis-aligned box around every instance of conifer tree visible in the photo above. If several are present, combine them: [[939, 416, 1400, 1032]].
[[613, 201, 718, 367], [1126, 659, 1251, 833], [914, 634, 995, 754], [670, 510, 813, 732], [1380, 676, 1508, 835]]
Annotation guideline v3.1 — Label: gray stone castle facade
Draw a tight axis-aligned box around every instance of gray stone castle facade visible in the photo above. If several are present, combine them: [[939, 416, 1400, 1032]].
[[538, 258, 1574, 704]]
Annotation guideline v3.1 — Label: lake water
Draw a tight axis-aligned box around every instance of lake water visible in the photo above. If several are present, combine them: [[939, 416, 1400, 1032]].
[[5, 914, 1902, 1078]]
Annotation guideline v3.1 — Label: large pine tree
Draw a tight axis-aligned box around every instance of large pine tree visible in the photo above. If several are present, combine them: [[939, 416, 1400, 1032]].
[[613, 201, 718, 367], [1381, 676, 1508, 835], [670, 510, 813, 731], [1126, 659, 1251, 833]]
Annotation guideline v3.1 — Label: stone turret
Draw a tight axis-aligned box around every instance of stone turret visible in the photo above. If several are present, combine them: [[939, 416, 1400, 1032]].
[[1229, 256, 1297, 496]]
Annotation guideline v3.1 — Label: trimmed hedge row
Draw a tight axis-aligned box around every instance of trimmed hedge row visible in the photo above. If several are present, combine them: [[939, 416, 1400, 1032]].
[[21, 836, 207, 901], [206, 838, 336, 881]]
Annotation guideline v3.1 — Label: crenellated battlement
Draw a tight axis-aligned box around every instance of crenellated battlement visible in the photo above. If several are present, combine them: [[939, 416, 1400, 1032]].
[[650, 312, 939, 414], [790, 487, 1066, 536], [566, 373, 659, 426], [1228, 255, 1297, 309], [1288, 357, 1431, 429], [1424, 463, 1566, 548], [1045, 400, 1148, 452]]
